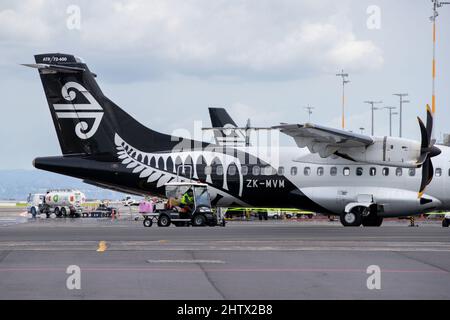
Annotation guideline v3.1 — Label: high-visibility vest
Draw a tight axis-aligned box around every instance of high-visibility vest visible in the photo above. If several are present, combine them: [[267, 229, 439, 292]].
[[181, 193, 193, 205]]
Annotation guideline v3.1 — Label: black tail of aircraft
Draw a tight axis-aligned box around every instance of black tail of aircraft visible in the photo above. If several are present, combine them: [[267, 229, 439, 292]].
[[209, 107, 238, 128], [208, 107, 247, 147], [24, 53, 209, 195], [27, 53, 186, 158]]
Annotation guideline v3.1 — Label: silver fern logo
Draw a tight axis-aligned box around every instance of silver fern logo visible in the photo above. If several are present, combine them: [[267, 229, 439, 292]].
[[114, 134, 247, 207], [53, 82, 103, 139]]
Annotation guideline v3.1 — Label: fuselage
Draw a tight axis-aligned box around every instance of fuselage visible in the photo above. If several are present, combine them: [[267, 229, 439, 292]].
[[34, 139, 450, 217]]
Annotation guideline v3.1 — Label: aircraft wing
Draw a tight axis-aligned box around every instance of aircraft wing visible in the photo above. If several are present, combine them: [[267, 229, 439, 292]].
[[273, 123, 374, 158]]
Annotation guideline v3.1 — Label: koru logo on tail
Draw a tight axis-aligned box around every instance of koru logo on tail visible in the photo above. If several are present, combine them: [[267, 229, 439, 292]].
[[53, 82, 103, 139]]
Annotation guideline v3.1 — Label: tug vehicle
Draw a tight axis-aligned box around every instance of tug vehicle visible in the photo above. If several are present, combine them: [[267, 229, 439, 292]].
[[142, 182, 224, 227]]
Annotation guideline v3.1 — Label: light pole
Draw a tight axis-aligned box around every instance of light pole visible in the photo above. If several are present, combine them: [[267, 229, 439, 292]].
[[304, 106, 314, 122], [384, 106, 398, 136], [393, 93, 410, 137], [430, 1, 450, 115], [336, 70, 350, 129], [364, 101, 383, 136]]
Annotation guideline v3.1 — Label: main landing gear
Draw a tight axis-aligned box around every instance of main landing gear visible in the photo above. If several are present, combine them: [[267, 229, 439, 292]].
[[340, 206, 383, 227]]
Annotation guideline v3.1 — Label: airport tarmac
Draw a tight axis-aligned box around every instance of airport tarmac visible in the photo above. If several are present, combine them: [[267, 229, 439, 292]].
[[0, 208, 449, 299]]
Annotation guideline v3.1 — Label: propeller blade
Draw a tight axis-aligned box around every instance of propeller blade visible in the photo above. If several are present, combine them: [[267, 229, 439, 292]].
[[417, 105, 439, 198], [417, 116, 429, 150], [426, 104, 433, 145], [418, 157, 434, 198]]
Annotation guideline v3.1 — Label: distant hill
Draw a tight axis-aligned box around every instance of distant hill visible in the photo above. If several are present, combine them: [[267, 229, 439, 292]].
[[0, 170, 134, 201]]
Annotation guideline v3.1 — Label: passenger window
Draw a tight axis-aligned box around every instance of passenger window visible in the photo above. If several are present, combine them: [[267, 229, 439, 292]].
[[216, 165, 223, 175], [278, 166, 285, 176], [409, 168, 416, 176], [252, 166, 260, 176], [396, 168, 403, 176], [291, 167, 298, 176], [228, 166, 236, 176], [343, 167, 350, 176], [356, 167, 363, 176], [317, 167, 324, 176], [241, 166, 248, 175], [370, 167, 376, 176], [264, 166, 276, 175], [304, 167, 311, 176], [436, 168, 442, 177], [204, 166, 212, 175], [382, 168, 389, 176], [330, 167, 337, 176]]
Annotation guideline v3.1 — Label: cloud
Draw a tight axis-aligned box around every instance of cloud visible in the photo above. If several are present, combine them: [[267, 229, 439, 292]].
[[0, 0, 383, 81]]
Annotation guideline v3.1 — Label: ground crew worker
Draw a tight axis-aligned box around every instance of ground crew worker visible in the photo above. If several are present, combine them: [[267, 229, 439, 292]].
[[180, 189, 195, 214]]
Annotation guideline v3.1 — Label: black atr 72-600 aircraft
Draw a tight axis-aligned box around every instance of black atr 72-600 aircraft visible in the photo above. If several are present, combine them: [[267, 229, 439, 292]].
[[25, 53, 448, 227]]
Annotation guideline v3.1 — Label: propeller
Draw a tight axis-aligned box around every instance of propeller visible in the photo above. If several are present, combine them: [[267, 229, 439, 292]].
[[417, 104, 441, 198]]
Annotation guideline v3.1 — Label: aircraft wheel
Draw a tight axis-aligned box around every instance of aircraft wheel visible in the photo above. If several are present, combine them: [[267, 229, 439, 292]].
[[31, 207, 37, 218], [362, 215, 383, 227], [443, 219, 449, 228], [61, 207, 67, 217], [340, 208, 363, 227], [374, 217, 383, 227]]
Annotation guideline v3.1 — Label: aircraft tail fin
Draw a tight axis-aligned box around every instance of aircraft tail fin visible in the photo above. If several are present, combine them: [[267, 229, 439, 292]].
[[26, 53, 177, 157], [209, 107, 238, 128], [208, 107, 246, 147]]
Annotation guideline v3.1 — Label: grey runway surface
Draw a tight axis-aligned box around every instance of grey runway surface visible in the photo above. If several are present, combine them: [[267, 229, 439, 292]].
[[0, 210, 449, 299]]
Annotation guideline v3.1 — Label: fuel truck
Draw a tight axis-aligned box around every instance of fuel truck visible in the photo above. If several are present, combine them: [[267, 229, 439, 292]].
[[27, 189, 86, 218]]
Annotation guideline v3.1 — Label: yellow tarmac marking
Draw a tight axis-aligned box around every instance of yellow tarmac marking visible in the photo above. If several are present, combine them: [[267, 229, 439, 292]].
[[158, 240, 168, 244], [96, 241, 108, 252]]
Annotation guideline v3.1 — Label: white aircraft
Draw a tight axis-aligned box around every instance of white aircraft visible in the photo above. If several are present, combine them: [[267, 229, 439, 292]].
[[26, 53, 447, 227]]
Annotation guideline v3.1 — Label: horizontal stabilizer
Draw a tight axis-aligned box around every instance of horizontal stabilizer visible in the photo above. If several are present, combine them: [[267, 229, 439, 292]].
[[21, 63, 86, 74]]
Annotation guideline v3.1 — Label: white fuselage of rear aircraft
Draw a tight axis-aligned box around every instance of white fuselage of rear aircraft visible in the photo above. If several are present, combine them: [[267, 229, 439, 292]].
[[219, 144, 449, 217]]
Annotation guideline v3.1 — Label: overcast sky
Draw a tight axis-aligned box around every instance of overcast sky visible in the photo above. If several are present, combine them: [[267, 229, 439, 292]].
[[0, 0, 449, 169]]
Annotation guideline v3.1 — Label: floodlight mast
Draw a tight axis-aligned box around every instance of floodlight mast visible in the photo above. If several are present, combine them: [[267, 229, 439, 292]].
[[393, 93, 409, 138], [304, 106, 314, 122], [384, 106, 397, 136], [364, 100, 383, 136], [430, 1, 449, 115], [336, 70, 350, 129]]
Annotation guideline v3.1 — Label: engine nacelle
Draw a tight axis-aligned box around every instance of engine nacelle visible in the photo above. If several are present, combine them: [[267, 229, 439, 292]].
[[342, 137, 421, 168]]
